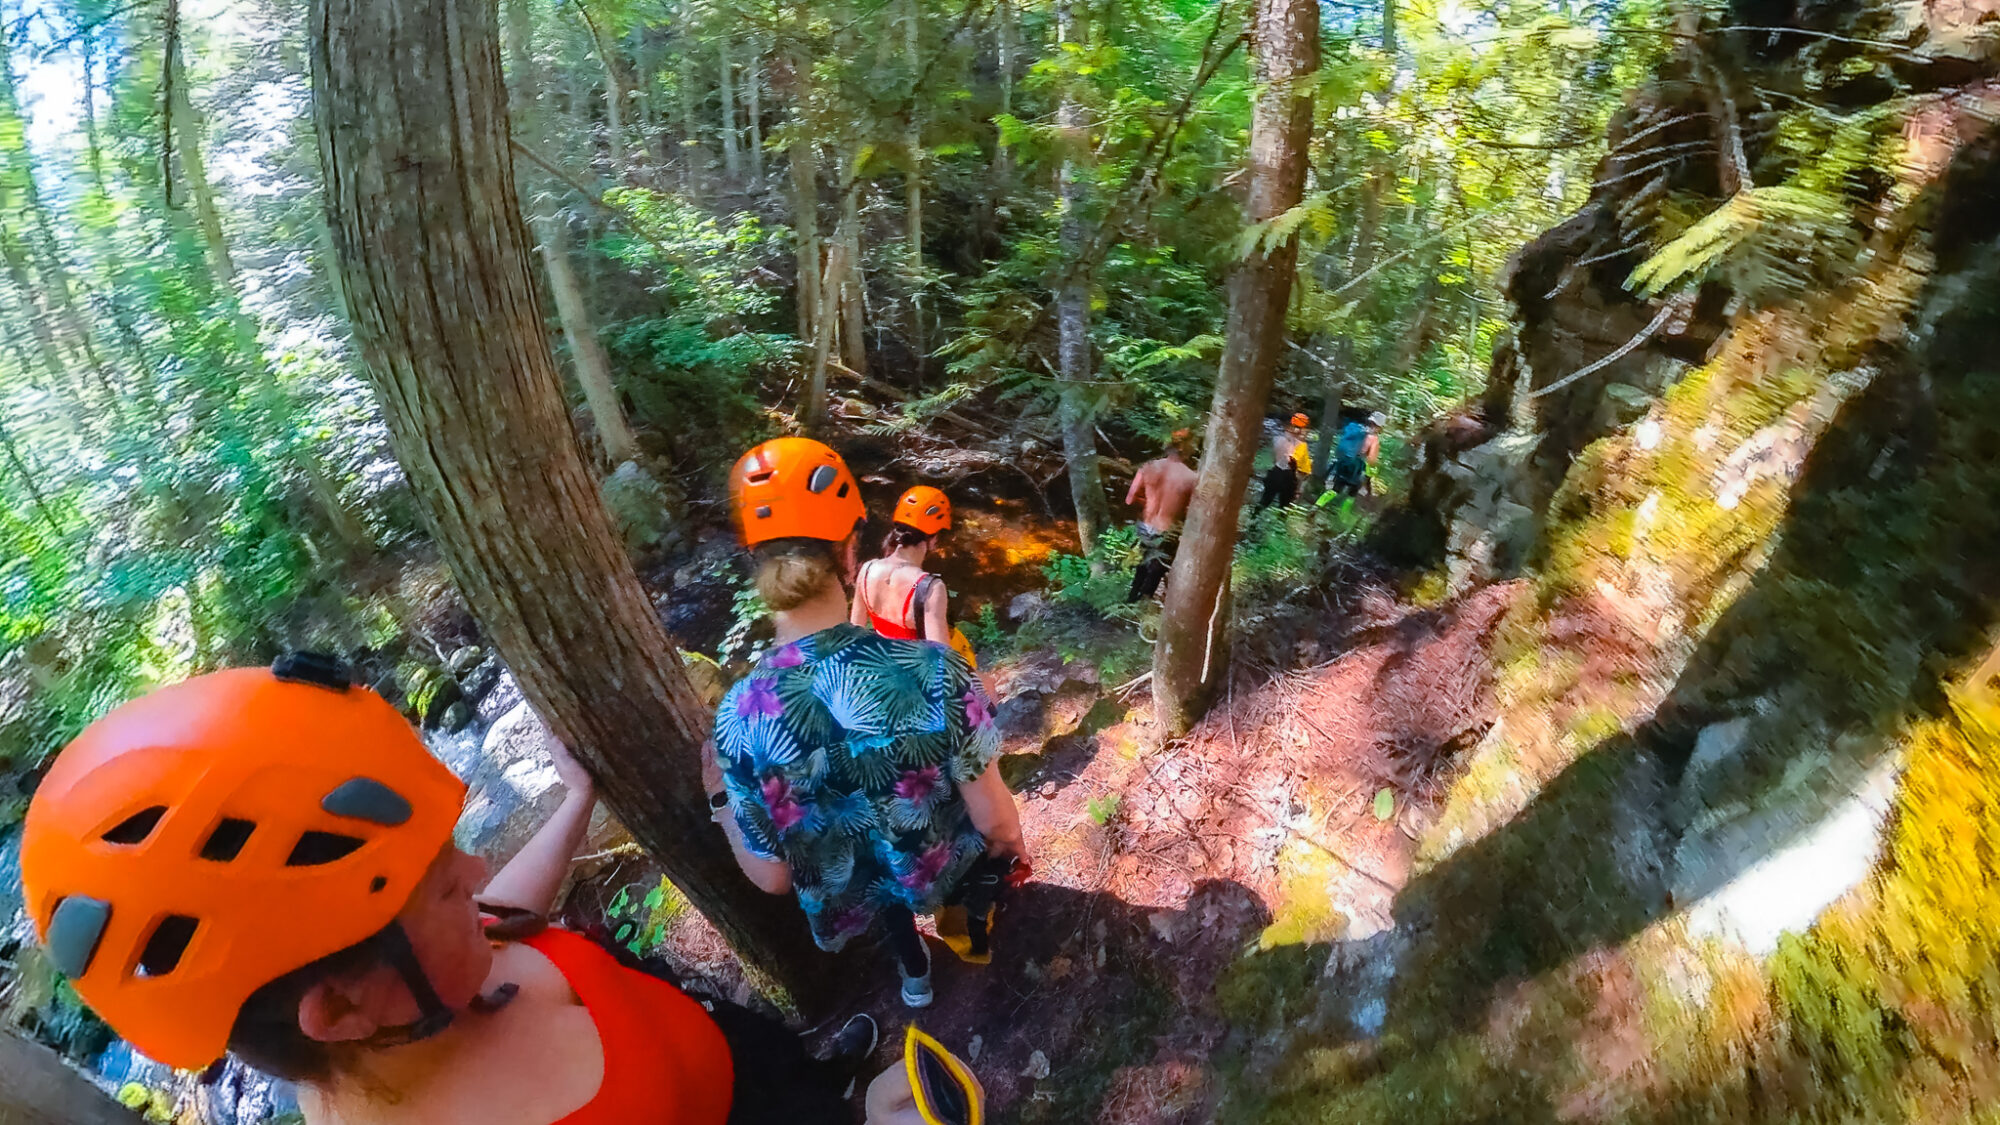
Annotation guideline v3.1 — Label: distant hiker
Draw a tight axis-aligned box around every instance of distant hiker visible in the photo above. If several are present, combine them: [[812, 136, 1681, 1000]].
[[720, 439, 1029, 1009], [854, 485, 979, 667], [1328, 411, 1386, 499], [20, 655, 889, 1125], [1255, 413, 1312, 513], [1123, 430, 1199, 602]]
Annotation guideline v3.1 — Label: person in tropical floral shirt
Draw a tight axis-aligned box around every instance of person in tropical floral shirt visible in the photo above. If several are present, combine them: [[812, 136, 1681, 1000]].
[[706, 439, 1028, 1009]]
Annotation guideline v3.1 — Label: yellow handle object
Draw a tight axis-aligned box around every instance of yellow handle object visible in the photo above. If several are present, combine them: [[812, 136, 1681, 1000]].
[[1294, 443, 1312, 475], [947, 625, 978, 669], [906, 1025, 985, 1125]]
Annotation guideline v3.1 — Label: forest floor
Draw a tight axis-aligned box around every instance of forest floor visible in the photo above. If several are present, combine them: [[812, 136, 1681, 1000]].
[[568, 561, 1529, 1123]]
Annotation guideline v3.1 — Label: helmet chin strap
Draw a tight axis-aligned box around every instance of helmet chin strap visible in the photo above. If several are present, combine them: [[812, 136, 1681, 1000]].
[[354, 923, 463, 1049]]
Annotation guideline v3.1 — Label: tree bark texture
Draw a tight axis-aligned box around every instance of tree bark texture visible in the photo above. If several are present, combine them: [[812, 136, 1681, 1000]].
[[1153, 0, 1318, 734], [718, 35, 741, 179], [537, 215, 641, 465], [838, 181, 868, 376], [1054, 0, 1110, 551], [310, 0, 832, 1001], [0, 1030, 132, 1125], [746, 40, 765, 187]]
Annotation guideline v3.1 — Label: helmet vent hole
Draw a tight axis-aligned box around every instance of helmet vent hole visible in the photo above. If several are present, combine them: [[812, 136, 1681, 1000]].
[[837, 482, 851, 498], [370, 876, 389, 893], [747, 470, 774, 483], [807, 465, 838, 494], [137, 915, 199, 978], [199, 818, 257, 862], [286, 831, 366, 867], [101, 806, 167, 845]]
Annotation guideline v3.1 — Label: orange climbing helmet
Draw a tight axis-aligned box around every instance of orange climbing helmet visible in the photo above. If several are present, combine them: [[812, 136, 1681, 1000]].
[[19, 656, 467, 1070], [894, 486, 953, 536], [1290, 413, 1310, 429], [731, 437, 867, 547]]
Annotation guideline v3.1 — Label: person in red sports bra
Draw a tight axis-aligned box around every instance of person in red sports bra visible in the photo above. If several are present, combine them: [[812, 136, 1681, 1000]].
[[18, 655, 886, 1125], [852, 485, 977, 666]]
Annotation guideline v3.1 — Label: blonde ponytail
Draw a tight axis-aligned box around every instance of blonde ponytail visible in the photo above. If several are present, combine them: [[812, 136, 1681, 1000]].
[[752, 539, 844, 611]]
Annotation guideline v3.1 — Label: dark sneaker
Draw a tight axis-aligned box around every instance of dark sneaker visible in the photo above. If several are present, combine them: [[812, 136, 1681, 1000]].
[[828, 1013, 880, 1097]]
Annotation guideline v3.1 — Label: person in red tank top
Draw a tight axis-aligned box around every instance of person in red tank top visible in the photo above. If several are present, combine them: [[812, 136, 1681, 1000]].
[[853, 485, 956, 644], [18, 656, 890, 1125]]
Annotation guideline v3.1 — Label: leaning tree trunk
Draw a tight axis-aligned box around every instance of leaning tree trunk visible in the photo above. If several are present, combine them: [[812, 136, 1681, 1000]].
[[310, 0, 832, 1003], [1054, 0, 1111, 550], [1153, 0, 1318, 734], [537, 216, 641, 465], [0, 1030, 132, 1125]]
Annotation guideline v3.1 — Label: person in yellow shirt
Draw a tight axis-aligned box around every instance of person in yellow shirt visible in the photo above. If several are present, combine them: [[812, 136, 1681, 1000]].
[[1255, 413, 1312, 513]]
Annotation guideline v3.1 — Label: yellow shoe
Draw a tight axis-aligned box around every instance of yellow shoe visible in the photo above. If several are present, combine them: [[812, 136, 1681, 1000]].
[[935, 904, 995, 965]]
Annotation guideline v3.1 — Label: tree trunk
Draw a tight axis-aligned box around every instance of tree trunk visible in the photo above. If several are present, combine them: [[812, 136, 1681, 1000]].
[[677, 25, 706, 192], [802, 239, 845, 433], [167, 38, 241, 295], [1054, 0, 1110, 551], [577, 4, 628, 168], [788, 103, 820, 343], [718, 35, 741, 180], [0, 1030, 132, 1125], [538, 216, 641, 465], [903, 0, 922, 271], [904, 0, 925, 376], [746, 39, 765, 188], [509, 0, 641, 468], [838, 181, 868, 377], [311, 0, 834, 1003], [1153, 0, 1318, 734]]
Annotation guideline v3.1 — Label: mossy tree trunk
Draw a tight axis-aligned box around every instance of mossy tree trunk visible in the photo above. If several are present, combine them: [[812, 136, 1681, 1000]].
[[310, 0, 832, 1003]]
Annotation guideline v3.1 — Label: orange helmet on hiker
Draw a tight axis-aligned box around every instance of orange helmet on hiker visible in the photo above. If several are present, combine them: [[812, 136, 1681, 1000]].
[[1290, 413, 1310, 429], [894, 486, 953, 537], [731, 437, 867, 547], [19, 656, 467, 1069]]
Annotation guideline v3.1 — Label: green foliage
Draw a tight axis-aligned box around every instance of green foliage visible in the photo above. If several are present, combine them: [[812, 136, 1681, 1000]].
[[1628, 186, 1858, 304], [960, 602, 1005, 656], [1043, 525, 1142, 618], [1085, 791, 1123, 825]]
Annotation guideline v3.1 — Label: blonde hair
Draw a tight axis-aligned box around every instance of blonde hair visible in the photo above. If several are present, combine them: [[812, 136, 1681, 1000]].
[[752, 538, 844, 611]]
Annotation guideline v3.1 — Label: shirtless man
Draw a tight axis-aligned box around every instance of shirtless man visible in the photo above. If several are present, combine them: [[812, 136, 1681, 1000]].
[[1123, 431, 1199, 602]]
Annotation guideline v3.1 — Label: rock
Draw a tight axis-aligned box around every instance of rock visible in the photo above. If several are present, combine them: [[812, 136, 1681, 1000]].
[[1021, 1050, 1051, 1080], [601, 461, 683, 553], [966, 1035, 983, 1062], [418, 675, 464, 730], [1677, 749, 1901, 957], [1008, 591, 1049, 622], [447, 645, 485, 676], [475, 668, 522, 724], [459, 657, 504, 705], [454, 703, 569, 865], [439, 701, 474, 732], [1683, 717, 1753, 789]]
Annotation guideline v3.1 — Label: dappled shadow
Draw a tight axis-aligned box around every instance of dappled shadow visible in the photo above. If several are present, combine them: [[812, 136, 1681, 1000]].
[[822, 878, 1273, 1125], [1313, 133, 2000, 1058]]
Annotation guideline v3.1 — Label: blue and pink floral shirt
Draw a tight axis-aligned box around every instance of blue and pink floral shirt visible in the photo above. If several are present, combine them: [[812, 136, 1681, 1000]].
[[712, 625, 1001, 951]]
